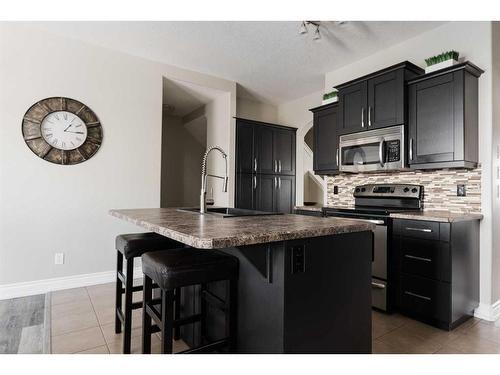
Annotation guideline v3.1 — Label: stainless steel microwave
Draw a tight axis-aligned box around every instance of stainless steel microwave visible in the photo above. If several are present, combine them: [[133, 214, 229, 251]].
[[339, 125, 405, 173]]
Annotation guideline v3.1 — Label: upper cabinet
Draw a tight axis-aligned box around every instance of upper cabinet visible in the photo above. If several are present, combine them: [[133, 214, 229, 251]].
[[310, 102, 339, 174], [408, 62, 483, 170], [337, 62, 423, 134]]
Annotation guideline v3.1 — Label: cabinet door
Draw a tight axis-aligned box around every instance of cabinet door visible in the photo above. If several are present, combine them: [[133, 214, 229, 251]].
[[409, 72, 461, 165], [255, 125, 275, 174], [256, 174, 276, 212], [235, 173, 255, 210], [313, 105, 339, 173], [275, 175, 295, 214], [273, 128, 296, 175], [367, 70, 404, 129], [338, 81, 367, 134], [236, 120, 255, 173]]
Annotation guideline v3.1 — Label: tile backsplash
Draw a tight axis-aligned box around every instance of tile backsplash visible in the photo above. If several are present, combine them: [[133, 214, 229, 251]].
[[326, 167, 482, 213]]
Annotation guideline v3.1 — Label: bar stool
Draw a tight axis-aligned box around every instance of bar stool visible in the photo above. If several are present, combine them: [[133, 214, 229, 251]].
[[115, 232, 184, 354], [141, 248, 238, 354]]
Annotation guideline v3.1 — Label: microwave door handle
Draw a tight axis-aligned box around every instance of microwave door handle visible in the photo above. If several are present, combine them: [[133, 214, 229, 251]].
[[379, 140, 385, 167]]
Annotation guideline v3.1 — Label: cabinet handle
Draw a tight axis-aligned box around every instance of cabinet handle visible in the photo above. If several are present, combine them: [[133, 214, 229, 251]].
[[274, 176, 277, 189], [368, 106, 372, 127], [278, 160, 282, 173], [336, 148, 339, 167], [404, 291, 431, 301], [361, 107, 365, 128], [278, 177, 281, 189], [379, 140, 385, 167], [372, 282, 386, 289], [274, 160, 277, 173], [404, 254, 432, 262], [254, 158, 257, 172], [405, 227, 432, 233], [409, 138, 413, 161], [253, 175, 257, 189]]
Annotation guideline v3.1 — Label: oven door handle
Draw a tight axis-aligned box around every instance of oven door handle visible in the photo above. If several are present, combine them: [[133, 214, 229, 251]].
[[379, 140, 385, 167], [344, 218, 385, 225]]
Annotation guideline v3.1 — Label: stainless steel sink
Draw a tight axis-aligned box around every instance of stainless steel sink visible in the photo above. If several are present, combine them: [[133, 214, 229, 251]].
[[178, 207, 283, 218]]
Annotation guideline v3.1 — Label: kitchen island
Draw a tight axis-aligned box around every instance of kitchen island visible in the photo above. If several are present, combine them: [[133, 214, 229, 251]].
[[110, 208, 374, 353]]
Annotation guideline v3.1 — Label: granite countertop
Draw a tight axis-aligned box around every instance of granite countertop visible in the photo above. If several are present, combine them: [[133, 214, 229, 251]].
[[294, 205, 323, 212], [389, 210, 483, 223], [109, 208, 375, 249]]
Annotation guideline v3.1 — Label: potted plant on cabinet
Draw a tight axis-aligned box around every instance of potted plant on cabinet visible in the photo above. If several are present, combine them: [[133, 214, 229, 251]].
[[425, 50, 459, 73], [322, 89, 338, 105]]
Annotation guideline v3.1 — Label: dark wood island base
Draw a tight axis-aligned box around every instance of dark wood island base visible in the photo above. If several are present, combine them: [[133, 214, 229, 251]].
[[181, 231, 373, 354]]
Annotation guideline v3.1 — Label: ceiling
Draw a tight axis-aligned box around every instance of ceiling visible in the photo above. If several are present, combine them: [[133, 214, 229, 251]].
[[162, 77, 224, 117], [33, 21, 446, 104]]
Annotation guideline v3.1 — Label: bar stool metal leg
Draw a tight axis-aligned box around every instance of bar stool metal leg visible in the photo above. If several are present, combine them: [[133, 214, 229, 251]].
[[142, 275, 153, 354], [161, 290, 174, 354], [123, 258, 134, 354], [115, 251, 124, 334]]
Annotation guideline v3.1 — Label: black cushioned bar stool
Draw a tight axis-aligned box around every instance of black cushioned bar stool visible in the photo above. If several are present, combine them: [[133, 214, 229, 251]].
[[141, 248, 238, 354], [115, 232, 184, 354]]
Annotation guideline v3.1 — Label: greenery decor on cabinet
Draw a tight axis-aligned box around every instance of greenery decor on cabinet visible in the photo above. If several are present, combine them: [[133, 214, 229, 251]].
[[22, 97, 103, 165], [322, 90, 338, 105], [425, 51, 459, 73]]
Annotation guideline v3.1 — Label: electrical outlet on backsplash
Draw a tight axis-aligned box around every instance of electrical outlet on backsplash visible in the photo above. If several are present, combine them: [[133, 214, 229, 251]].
[[325, 167, 482, 214]]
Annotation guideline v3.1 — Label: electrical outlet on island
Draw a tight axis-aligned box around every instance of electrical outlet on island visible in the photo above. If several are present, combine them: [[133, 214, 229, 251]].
[[54, 252, 65, 265]]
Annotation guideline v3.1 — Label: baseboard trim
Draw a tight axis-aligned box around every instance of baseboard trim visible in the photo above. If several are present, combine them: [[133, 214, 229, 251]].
[[474, 300, 500, 322], [0, 267, 143, 300]]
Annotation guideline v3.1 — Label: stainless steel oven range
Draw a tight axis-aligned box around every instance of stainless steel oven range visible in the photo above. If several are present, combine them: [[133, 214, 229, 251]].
[[323, 183, 423, 311]]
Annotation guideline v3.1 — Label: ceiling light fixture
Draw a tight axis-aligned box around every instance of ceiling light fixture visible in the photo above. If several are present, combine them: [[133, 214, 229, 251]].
[[312, 25, 321, 41], [299, 21, 321, 41], [299, 21, 308, 35]]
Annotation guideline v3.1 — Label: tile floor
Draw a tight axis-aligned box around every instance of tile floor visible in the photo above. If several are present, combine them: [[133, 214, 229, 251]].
[[51, 282, 500, 354]]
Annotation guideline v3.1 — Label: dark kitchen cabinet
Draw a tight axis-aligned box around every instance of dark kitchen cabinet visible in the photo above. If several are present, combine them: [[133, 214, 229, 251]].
[[336, 61, 423, 135], [236, 173, 255, 210], [309, 102, 339, 174], [235, 118, 296, 214], [236, 121, 255, 174], [338, 81, 367, 134], [274, 128, 296, 175], [255, 125, 275, 174], [367, 69, 404, 129], [408, 62, 483, 170], [255, 174, 276, 212], [392, 218, 480, 330]]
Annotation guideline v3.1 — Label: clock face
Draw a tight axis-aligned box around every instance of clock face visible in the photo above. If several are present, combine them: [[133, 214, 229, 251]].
[[22, 97, 103, 165], [40, 111, 88, 150]]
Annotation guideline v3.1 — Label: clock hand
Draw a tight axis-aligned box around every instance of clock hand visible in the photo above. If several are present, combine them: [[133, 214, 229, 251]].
[[65, 131, 84, 134], [63, 124, 73, 132]]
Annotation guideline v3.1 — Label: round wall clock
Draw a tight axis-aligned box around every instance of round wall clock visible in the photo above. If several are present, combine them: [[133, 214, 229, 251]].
[[22, 97, 103, 165]]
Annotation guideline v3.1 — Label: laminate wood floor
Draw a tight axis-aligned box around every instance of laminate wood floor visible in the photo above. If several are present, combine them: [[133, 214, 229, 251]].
[[0, 294, 50, 354], [47, 282, 500, 354]]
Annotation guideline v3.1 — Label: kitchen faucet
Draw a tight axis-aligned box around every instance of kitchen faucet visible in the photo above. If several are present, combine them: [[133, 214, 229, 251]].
[[200, 146, 228, 214]]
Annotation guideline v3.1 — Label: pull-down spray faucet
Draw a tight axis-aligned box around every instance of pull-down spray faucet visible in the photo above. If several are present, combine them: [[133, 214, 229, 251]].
[[200, 146, 228, 214]]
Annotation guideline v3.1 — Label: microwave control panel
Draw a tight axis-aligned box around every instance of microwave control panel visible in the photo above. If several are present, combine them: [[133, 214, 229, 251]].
[[386, 140, 400, 162]]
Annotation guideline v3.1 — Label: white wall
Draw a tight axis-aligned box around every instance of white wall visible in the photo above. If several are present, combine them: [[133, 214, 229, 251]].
[[161, 113, 206, 207], [0, 23, 236, 287], [236, 97, 278, 124]]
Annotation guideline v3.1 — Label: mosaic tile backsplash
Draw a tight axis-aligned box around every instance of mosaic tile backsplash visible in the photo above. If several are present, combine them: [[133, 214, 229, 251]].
[[326, 167, 482, 213]]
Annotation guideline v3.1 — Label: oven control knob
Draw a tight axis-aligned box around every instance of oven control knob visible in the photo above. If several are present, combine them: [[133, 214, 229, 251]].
[[355, 188, 360, 193], [411, 188, 418, 193], [403, 187, 410, 193], [361, 187, 366, 192]]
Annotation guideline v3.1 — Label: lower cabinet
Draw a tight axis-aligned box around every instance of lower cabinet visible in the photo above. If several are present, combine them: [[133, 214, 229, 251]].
[[392, 218, 480, 330], [236, 173, 295, 214]]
